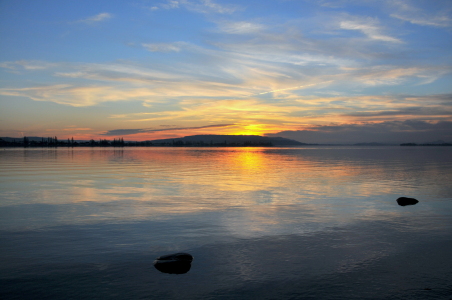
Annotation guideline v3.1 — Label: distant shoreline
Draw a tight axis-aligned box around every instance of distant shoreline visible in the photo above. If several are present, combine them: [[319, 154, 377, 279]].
[[400, 143, 452, 146], [1, 135, 451, 148], [2, 144, 452, 148]]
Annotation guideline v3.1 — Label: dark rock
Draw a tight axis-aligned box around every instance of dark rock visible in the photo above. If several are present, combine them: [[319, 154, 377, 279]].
[[396, 197, 419, 206], [155, 252, 193, 262], [154, 260, 192, 274], [154, 252, 193, 274]]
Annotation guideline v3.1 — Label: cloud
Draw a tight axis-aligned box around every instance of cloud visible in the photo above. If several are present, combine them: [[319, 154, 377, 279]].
[[160, 0, 180, 9], [62, 127, 92, 131], [0, 7, 449, 117], [0, 57, 448, 113], [409, 94, 452, 104], [0, 60, 60, 71], [349, 66, 447, 86], [346, 107, 452, 117], [209, 15, 408, 70], [142, 42, 184, 52], [102, 124, 235, 136], [0, 84, 150, 107], [390, 0, 452, 28], [339, 16, 402, 43], [149, 0, 238, 14], [102, 129, 146, 136], [3, 8, 444, 106], [1, 0, 451, 142], [187, 0, 238, 14], [267, 120, 452, 144], [75, 12, 113, 24], [392, 13, 451, 27], [217, 21, 266, 34], [53, 61, 186, 83]]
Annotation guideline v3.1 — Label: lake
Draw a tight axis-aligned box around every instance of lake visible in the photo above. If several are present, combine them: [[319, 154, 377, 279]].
[[1, 146, 451, 299]]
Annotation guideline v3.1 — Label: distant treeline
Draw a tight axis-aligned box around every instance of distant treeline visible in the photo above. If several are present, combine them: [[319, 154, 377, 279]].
[[400, 143, 452, 146], [0, 136, 273, 147], [0, 137, 127, 147]]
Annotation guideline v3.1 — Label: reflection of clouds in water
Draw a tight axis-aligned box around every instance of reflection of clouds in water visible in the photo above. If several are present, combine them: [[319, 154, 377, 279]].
[[1, 147, 451, 233], [1, 148, 452, 300], [253, 190, 275, 204], [195, 221, 407, 284]]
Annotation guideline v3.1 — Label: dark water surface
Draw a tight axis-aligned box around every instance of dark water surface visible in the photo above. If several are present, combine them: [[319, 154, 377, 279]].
[[1, 147, 451, 299]]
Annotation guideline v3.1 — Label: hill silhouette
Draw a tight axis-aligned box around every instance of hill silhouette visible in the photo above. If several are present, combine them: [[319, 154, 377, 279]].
[[0, 135, 306, 147], [148, 135, 306, 146]]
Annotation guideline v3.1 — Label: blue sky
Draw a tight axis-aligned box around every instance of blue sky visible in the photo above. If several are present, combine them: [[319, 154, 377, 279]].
[[1, 0, 451, 143]]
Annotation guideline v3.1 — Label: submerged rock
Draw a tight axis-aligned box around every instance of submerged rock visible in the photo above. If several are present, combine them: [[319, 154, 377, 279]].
[[154, 252, 193, 274], [396, 197, 419, 206]]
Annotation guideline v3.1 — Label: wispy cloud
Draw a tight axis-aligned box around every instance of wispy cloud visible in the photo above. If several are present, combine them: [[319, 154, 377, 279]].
[[187, 0, 238, 14], [0, 60, 60, 71], [149, 0, 239, 14], [160, 0, 180, 9], [390, 0, 452, 28], [54, 62, 186, 82], [349, 66, 440, 86], [1, 0, 451, 141], [0, 57, 446, 109], [2, 10, 435, 109], [339, 16, 403, 43], [1, 2, 450, 140], [216, 21, 266, 34], [346, 107, 452, 118], [0, 84, 145, 107], [142, 42, 184, 52], [102, 124, 235, 136], [75, 12, 113, 24]]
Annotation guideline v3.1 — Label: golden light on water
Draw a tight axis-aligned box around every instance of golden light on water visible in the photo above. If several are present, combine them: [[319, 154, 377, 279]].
[[230, 148, 268, 172], [3, 147, 449, 230], [1, 147, 408, 210]]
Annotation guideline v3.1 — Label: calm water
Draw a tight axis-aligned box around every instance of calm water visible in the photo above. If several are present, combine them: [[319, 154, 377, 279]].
[[1, 146, 451, 299]]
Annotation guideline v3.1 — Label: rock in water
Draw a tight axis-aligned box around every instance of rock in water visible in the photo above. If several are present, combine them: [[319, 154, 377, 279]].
[[396, 197, 419, 206], [155, 253, 193, 262], [154, 260, 191, 274], [154, 253, 193, 274]]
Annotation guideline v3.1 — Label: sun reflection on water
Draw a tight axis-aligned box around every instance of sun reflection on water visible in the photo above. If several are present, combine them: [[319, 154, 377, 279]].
[[1, 147, 452, 300], [1, 147, 451, 233]]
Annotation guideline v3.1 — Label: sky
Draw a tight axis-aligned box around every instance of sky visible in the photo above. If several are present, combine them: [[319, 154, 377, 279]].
[[0, 0, 451, 144]]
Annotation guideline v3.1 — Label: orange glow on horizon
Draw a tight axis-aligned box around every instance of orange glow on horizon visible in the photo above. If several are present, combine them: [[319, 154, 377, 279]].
[[59, 124, 287, 141], [228, 124, 268, 136]]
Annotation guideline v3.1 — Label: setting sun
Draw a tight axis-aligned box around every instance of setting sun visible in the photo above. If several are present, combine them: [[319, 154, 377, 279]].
[[0, 0, 451, 144], [233, 125, 266, 136], [1, 1, 452, 298]]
